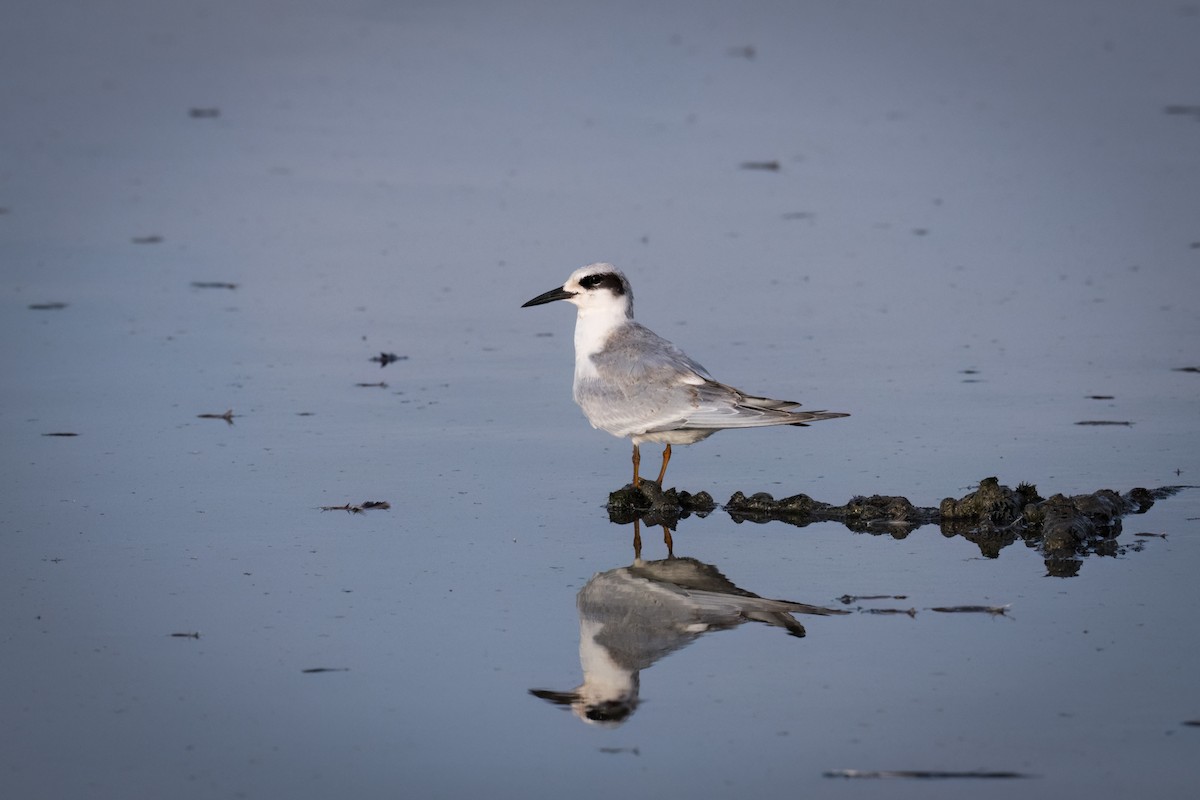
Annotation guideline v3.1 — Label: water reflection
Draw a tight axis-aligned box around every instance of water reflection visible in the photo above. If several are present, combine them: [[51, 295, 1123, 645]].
[[530, 522, 847, 726]]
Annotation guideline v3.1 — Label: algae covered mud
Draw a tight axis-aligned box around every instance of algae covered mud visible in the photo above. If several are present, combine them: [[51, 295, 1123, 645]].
[[609, 477, 1194, 576]]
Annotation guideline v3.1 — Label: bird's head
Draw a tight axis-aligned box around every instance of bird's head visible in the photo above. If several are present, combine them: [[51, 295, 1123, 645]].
[[522, 263, 634, 320]]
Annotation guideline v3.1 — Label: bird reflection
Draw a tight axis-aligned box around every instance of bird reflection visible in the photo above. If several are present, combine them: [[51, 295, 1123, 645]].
[[530, 528, 847, 726]]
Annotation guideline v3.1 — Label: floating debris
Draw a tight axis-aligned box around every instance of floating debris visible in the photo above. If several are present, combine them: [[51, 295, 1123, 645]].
[[838, 594, 908, 604], [131, 235, 163, 244], [369, 352, 408, 367], [1183, 720, 1200, 727], [825, 769, 1031, 780], [191, 281, 238, 290], [862, 608, 917, 618], [355, 382, 388, 388], [930, 605, 1011, 616], [939, 479, 1042, 525], [609, 477, 1194, 575], [28, 302, 68, 310], [739, 160, 780, 171], [1173, 366, 1200, 373], [1086, 395, 1115, 400], [1134, 532, 1167, 538], [189, 107, 221, 118], [1164, 104, 1200, 120], [319, 501, 391, 514], [197, 409, 236, 424], [727, 45, 756, 60], [598, 746, 641, 756], [1075, 420, 1133, 426], [42, 432, 78, 437], [608, 481, 715, 528], [727, 491, 934, 532], [301, 667, 349, 674], [169, 632, 201, 639]]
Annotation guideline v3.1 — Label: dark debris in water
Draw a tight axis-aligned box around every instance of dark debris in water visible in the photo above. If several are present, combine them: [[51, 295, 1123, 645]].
[[739, 160, 780, 171], [608, 481, 715, 528], [1173, 366, 1200, 373], [1163, 104, 1200, 120], [191, 281, 238, 290], [319, 501, 391, 514], [28, 302, 68, 310], [838, 594, 907, 604], [598, 746, 641, 756], [1075, 420, 1133, 426], [197, 409, 236, 424], [930, 605, 1011, 616], [169, 632, 201, 639], [42, 432, 79, 437], [301, 667, 349, 674], [727, 491, 935, 533], [861, 607, 918, 618], [824, 769, 1032, 780], [610, 477, 1194, 576], [369, 352, 407, 367]]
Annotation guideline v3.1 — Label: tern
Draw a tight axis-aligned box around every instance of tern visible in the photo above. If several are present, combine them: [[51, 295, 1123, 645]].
[[522, 263, 848, 486]]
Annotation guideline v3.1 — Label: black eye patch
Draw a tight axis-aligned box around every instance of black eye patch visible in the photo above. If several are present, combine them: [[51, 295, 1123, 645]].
[[578, 273, 625, 295]]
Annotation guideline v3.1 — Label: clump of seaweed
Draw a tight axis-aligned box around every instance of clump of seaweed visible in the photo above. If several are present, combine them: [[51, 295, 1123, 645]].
[[726, 490, 935, 534], [607, 481, 715, 528], [615, 477, 1192, 575], [939, 477, 1043, 526]]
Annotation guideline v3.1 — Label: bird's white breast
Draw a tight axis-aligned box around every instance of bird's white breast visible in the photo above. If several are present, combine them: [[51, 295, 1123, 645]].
[[572, 305, 625, 382]]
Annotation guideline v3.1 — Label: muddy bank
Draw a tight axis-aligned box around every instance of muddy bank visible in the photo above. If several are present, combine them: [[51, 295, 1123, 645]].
[[610, 477, 1192, 575]]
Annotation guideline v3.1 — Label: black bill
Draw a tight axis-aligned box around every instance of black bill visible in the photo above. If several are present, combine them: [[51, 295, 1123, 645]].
[[521, 286, 576, 307]]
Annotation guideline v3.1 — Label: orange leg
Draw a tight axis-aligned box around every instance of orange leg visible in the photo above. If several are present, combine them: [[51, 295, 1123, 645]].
[[655, 444, 672, 485], [632, 443, 641, 487], [662, 525, 674, 557]]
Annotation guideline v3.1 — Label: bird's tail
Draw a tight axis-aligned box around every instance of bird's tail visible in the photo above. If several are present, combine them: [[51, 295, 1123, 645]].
[[786, 409, 851, 426], [738, 393, 803, 411]]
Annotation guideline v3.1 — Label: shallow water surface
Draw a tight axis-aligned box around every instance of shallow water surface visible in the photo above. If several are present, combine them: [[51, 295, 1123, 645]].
[[2, 1, 1199, 798]]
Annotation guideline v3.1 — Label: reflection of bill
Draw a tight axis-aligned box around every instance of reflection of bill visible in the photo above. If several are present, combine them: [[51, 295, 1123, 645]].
[[530, 557, 846, 726]]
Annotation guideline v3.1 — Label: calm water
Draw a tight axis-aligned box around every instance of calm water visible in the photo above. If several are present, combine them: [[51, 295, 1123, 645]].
[[3, 1, 1199, 798]]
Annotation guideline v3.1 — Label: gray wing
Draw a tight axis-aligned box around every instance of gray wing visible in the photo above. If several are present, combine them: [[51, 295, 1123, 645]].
[[580, 323, 844, 438], [575, 323, 713, 437], [579, 322, 846, 437], [664, 380, 849, 431]]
